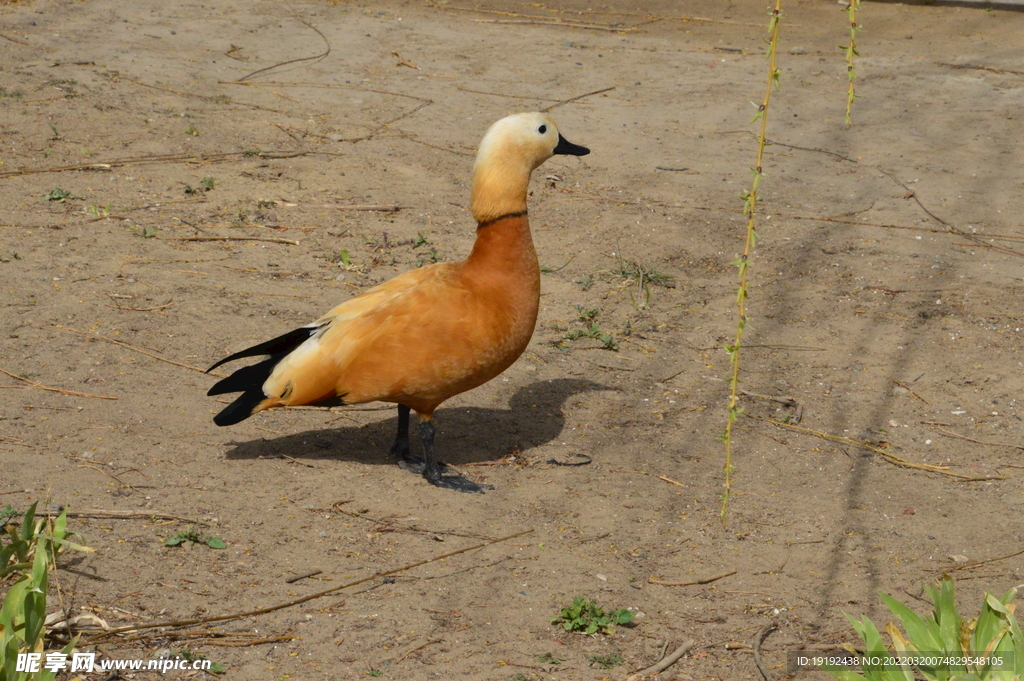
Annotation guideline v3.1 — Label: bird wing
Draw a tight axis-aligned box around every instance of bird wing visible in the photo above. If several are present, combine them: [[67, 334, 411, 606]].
[[261, 263, 461, 405]]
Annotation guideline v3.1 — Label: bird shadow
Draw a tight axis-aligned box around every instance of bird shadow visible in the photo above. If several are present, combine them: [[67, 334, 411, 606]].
[[222, 378, 612, 466]]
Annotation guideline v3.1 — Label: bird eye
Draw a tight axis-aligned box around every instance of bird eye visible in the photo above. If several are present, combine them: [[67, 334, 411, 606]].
[[538, 125, 547, 134]]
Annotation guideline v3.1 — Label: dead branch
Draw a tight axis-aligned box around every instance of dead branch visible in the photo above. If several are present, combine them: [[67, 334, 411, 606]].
[[237, 8, 331, 81], [542, 86, 616, 112], [84, 529, 532, 643], [160, 236, 299, 245], [924, 422, 1024, 452], [26, 323, 225, 377], [36, 509, 210, 525], [285, 570, 322, 584], [648, 570, 736, 587], [746, 415, 1003, 481], [394, 638, 444, 664], [626, 640, 695, 680], [104, 302, 174, 312], [0, 366, 117, 400], [754, 622, 779, 681]]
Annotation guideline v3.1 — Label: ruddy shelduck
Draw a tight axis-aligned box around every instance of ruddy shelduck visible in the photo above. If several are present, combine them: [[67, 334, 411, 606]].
[[207, 112, 589, 493]]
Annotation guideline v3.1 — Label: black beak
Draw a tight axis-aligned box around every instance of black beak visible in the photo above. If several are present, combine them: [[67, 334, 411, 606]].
[[553, 133, 590, 156]]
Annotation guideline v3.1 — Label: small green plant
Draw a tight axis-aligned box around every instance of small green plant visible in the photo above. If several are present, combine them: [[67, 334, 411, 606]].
[[540, 255, 575, 273], [200, 177, 216, 191], [416, 246, 441, 267], [183, 185, 198, 195], [174, 648, 225, 674], [2, 503, 93, 681], [551, 596, 634, 635], [560, 309, 618, 351], [504, 674, 527, 681], [329, 248, 359, 270], [0, 251, 21, 263], [412, 232, 429, 248], [0, 88, 23, 99], [163, 527, 226, 549], [86, 203, 111, 218], [576, 274, 594, 291], [824, 575, 1023, 681], [368, 670, 383, 678], [184, 123, 200, 136], [588, 652, 624, 669], [139, 226, 158, 239], [43, 188, 81, 202], [537, 652, 565, 664], [606, 259, 673, 288]]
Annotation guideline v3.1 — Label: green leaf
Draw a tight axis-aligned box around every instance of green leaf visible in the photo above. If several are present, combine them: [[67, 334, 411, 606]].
[[206, 537, 227, 549], [164, 536, 184, 546]]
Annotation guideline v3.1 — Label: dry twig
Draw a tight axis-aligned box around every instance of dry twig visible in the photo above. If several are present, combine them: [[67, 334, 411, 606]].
[[754, 622, 779, 681], [0, 367, 116, 400], [36, 509, 209, 524], [626, 640, 695, 680], [924, 422, 1024, 452], [925, 547, 1024, 574], [160, 236, 299, 246], [85, 529, 532, 643], [27, 323, 226, 377], [394, 638, 444, 664], [648, 570, 736, 587], [747, 415, 1002, 481], [541, 86, 616, 112]]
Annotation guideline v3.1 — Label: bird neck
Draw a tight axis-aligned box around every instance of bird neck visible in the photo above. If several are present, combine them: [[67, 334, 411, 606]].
[[465, 213, 538, 279], [470, 147, 533, 225]]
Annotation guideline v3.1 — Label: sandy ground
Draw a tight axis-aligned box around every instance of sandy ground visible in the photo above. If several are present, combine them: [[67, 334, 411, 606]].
[[2, 0, 1024, 679]]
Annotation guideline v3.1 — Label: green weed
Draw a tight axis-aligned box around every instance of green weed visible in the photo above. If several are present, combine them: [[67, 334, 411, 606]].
[[184, 123, 200, 136], [540, 255, 575, 273], [86, 203, 111, 218], [174, 648, 225, 674], [824, 575, 1024, 681], [588, 652, 624, 669], [537, 652, 565, 664], [163, 527, 226, 550], [559, 308, 618, 351], [551, 596, 634, 635], [43, 188, 81, 202], [1, 503, 93, 681], [200, 177, 216, 191]]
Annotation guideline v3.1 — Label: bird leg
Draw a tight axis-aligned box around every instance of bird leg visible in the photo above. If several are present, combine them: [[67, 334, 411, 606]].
[[391, 404, 458, 476], [390, 404, 413, 467], [417, 417, 494, 494]]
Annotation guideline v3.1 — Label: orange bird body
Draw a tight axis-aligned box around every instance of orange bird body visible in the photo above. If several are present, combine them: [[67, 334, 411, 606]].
[[207, 113, 589, 492]]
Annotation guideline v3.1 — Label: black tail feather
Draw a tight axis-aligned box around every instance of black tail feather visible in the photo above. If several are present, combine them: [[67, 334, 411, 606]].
[[207, 357, 278, 396], [207, 324, 321, 426], [206, 326, 319, 373], [213, 390, 268, 426]]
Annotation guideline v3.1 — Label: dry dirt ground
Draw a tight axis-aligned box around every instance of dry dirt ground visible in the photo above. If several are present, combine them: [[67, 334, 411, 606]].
[[2, 0, 1024, 679]]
